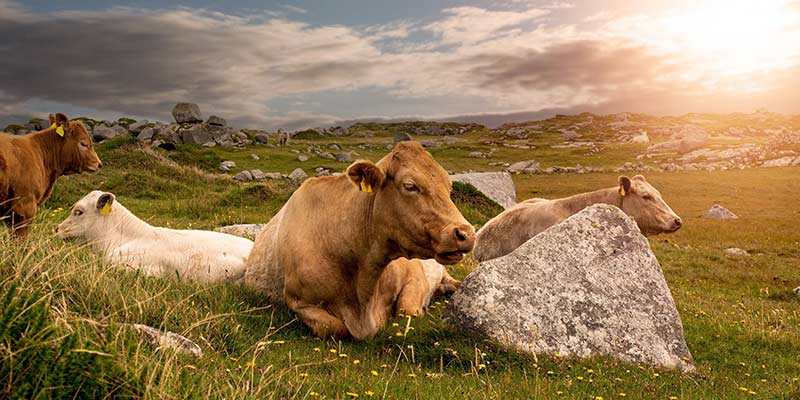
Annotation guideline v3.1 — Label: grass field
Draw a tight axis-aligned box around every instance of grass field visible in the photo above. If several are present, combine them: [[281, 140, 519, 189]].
[[1, 135, 799, 399]]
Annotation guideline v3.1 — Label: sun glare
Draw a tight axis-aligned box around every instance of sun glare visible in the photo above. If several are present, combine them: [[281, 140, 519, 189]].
[[662, 1, 799, 77]]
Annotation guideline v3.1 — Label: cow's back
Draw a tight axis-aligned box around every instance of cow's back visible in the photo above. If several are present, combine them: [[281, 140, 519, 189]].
[[474, 199, 567, 261]]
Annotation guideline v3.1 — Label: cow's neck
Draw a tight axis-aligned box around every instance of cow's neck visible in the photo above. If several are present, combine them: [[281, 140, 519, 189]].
[[90, 206, 153, 251], [558, 187, 623, 215], [337, 187, 394, 308], [28, 128, 67, 177]]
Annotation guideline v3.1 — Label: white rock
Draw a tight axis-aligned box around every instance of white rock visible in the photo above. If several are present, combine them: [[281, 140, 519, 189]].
[[445, 205, 694, 371]]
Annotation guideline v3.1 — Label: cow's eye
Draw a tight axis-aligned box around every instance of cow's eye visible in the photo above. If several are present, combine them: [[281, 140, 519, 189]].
[[73, 209, 83, 217], [642, 195, 653, 201], [403, 183, 419, 192], [80, 141, 89, 148]]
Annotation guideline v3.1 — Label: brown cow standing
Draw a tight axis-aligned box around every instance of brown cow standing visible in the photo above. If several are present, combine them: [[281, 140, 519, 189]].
[[473, 175, 682, 262], [0, 113, 102, 238], [244, 142, 475, 339]]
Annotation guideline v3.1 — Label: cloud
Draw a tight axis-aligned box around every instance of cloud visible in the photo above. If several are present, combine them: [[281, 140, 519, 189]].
[[1, 1, 799, 130], [425, 6, 550, 45]]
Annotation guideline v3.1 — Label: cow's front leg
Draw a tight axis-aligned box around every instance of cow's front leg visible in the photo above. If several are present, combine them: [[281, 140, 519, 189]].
[[437, 269, 461, 296], [287, 296, 349, 339], [9, 199, 36, 239]]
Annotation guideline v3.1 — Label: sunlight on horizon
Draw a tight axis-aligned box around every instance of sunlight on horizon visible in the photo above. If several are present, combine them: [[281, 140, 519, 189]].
[[661, 0, 799, 78]]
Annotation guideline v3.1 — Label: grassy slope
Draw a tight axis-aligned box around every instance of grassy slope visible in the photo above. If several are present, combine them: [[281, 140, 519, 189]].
[[1, 134, 799, 399]]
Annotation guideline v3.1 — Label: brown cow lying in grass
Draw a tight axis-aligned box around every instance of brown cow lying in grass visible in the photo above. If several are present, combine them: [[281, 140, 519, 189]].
[[473, 175, 682, 262], [0, 113, 101, 238], [244, 142, 475, 339]]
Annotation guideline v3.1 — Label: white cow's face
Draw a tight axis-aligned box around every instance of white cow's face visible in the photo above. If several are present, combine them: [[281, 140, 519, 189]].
[[57, 190, 115, 240]]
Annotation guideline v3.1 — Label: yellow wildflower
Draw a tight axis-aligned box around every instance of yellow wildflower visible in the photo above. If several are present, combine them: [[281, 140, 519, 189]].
[[371, 370, 379, 376], [365, 391, 375, 397], [329, 349, 337, 354], [353, 359, 360, 365], [346, 392, 359, 398], [299, 372, 309, 378]]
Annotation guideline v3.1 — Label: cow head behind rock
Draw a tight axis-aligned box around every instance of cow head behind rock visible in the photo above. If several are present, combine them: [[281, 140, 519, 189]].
[[618, 175, 682, 235], [49, 113, 102, 174], [346, 141, 475, 264]]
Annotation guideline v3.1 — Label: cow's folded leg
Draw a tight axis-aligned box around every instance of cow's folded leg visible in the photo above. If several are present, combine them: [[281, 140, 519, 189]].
[[396, 272, 426, 317], [9, 200, 35, 239], [290, 301, 349, 339]]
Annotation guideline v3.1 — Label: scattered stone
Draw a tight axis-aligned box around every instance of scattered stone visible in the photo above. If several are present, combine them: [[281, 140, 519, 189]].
[[330, 144, 341, 150], [250, 169, 268, 180], [444, 136, 462, 144], [335, 152, 355, 163], [250, 153, 260, 160], [630, 131, 650, 144], [219, 160, 236, 172], [254, 133, 269, 144], [507, 160, 541, 174], [319, 152, 335, 160], [171, 103, 203, 124], [724, 247, 749, 256], [298, 155, 309, 162], [126, 323, 202, 358], [561, 130, 579, 140], [703, 204, 738, 219], [214, 224, 263, 240], [394, 132, 413, 143], [762, 157, 800, 168], [206, 115, 226, 127], [233, 170, 253, 182], [469, 152, 488, 158], [450, 172, 517, 209], [419, 140, 439, 148], [444, 205, 694, 371], [289, 168, 307, 181]]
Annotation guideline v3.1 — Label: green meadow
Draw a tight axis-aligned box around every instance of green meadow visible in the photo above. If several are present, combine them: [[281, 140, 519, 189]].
[[2, 132, 799, 399]]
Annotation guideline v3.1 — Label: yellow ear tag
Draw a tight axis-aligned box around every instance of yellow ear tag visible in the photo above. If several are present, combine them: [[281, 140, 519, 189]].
[[360, 180, 372, 193], [619, 187, 626, 197], [101, 203, 112, 216], [51, 122, 65, 137]]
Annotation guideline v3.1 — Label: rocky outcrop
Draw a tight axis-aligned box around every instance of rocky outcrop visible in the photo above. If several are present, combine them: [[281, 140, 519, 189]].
[[444, 205, 694, 371]]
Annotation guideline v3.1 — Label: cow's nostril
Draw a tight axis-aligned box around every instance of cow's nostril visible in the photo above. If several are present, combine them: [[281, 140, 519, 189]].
[[674, 218, 682, 227], [98, 162, 103, 169], [455, 227, 467, 242]]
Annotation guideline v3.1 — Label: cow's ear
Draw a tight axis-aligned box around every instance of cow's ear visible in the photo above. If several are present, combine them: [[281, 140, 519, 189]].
[[53, 113, 68, 126], [618, 176, 632, 197], [96, 192, 115, 211], [347, 160, 384, 193]]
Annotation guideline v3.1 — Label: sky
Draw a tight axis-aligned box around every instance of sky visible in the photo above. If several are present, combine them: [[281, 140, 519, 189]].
[[1, 0, 799, 130]]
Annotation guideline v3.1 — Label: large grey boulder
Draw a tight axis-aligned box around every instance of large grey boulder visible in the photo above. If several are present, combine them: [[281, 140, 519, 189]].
[[172, 103, 203, 123], [394, 132, 413, 143], [444, 205, 694, 371], [214, 224, 264, 240], [181, 124, 213, 145], [450, 172, 517, 209], [703, 204, 738, 219]]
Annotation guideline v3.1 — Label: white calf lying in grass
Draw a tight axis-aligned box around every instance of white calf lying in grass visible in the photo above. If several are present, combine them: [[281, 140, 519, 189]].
[[57, 191, 253, 284]]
